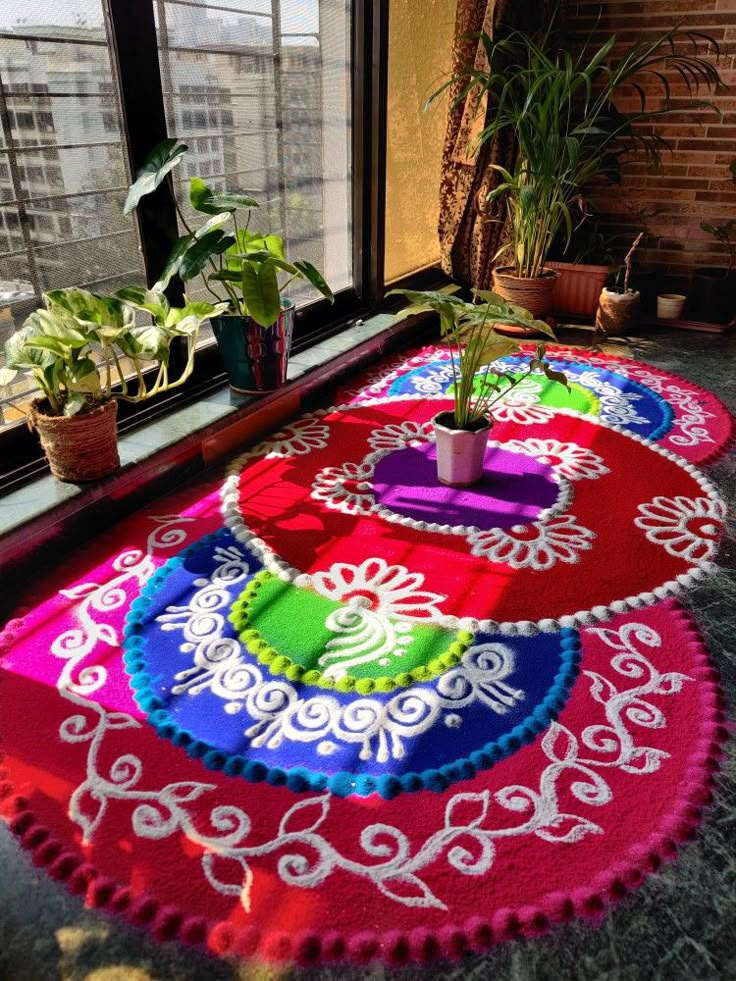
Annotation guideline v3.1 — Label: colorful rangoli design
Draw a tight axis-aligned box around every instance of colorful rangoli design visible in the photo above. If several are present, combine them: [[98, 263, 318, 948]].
[[0, 345, 731, 966]]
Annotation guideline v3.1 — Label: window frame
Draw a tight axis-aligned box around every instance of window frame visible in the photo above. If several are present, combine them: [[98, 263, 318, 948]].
[[0, 0, 436, 487]]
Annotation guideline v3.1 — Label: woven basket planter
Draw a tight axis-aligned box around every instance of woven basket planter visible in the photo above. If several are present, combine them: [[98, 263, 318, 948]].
[[491, 266, 559, 331], [595, 289, 641, 337], [29, 398, 120, 482], [546, 261, 610, 318]]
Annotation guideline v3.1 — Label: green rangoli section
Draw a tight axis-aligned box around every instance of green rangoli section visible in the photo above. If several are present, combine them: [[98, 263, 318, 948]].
[[229, 571, 472, 693], [449, 372, 600, 415]]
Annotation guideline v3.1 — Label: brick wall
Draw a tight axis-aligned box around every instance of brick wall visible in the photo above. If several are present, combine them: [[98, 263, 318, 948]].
[[568, 0, 736, 289]]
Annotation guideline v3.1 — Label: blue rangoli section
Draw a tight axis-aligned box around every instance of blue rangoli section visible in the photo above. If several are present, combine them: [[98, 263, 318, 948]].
[[386, 356, 674, 441], [124, 529, 581, 799]]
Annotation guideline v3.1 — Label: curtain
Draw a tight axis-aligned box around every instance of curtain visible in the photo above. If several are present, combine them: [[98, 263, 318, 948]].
[[438, 1, 558, 288]]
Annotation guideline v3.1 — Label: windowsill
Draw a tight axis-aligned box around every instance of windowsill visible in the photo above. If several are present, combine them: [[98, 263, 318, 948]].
[[0, 310, 430, 593]]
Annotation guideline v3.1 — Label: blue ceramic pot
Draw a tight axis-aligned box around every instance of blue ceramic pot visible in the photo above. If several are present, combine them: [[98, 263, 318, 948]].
[[211, 301, 295, 393]]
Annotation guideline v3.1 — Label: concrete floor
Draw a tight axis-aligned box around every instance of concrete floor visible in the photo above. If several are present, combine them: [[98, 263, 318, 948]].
[[0, 327, 734, 981]]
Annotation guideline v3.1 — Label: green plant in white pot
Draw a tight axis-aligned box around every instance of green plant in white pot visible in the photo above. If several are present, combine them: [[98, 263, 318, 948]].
[[0, 287, 225, 481], [125, 140, 334, 392], [389, 288, 568, 486]]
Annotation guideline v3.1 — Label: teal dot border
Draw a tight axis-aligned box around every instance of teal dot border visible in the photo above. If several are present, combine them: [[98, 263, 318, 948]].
[[123, 531, 583, 800]]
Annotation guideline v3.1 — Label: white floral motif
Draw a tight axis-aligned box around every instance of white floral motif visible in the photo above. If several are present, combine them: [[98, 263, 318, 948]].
[[493, 379, 555, 425], [311, 558, 445, 621], [504, 438, 609, 481], [263, 417, 330, 457], [310, 558, 447, 678], [469, 514, 595, 570], [635, 495, 724, 563], [367, 420, 434, 451], [311, 461, 376, 515], [159, 553, 523, 758], [61, 614, 689, 911]]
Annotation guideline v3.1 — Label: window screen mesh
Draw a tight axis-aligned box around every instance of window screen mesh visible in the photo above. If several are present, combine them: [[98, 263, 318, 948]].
[[155, 0, 352, 344], [0, 1, 145, 430]]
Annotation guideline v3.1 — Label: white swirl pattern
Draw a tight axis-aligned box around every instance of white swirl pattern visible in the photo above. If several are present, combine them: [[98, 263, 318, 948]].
[[61, 601, 691, 911]]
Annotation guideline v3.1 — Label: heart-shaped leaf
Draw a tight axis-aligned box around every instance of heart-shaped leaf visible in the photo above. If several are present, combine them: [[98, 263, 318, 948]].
[[240, 260, 281, 326], [124, 139, 187, 215]]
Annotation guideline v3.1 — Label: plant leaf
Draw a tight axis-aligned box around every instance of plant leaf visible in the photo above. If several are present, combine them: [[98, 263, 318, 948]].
[[124, 139, 187, 215], [293, 259, 334, 301], [178, 230, 235, 281], [240, 261, 281, 326], [153, 233, 195, 291]]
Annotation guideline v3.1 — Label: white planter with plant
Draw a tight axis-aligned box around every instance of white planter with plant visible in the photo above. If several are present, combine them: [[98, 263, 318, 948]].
[[124, 141, 334, 392], [0, 288, 225, 481], [390, 288, 568, 486]]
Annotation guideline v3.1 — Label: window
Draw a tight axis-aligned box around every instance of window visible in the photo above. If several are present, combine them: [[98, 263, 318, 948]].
[[0, 2, 145, 435], [1, 1, 396, 477]]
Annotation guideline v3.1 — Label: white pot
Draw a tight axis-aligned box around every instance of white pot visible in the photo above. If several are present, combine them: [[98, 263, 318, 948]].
[[433, 411, 492, 487], [657, 293, 686, 320]]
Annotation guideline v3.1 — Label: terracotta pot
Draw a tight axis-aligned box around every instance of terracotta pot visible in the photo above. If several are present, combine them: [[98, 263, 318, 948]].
[[491, 266, 559, 318], [29, 398, 119, 482], [595, 289, 641, 337], [211, 300, 295, 393], [546, 261, 610, 318], [433, 410, 492, 487]]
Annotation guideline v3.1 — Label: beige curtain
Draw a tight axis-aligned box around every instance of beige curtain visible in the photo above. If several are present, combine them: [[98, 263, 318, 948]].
[[438, 2, 559, 288]]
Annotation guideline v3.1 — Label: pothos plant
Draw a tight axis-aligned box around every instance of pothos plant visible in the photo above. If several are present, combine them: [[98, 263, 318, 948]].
[[0, 287, 226, 417], [389, 288, 568, 430], [124, 140, 334, 326]]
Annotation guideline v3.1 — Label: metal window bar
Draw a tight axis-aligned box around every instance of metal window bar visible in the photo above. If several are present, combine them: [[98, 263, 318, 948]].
[[166, 0, 273, 19]]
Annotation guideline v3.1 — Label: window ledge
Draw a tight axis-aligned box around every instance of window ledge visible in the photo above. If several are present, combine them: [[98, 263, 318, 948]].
[[0, 312, 429, 596]]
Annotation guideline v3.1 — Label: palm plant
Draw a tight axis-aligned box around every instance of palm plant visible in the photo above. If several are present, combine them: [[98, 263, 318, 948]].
[[429, 25, 722, 279], [390, 288, 566, 430]]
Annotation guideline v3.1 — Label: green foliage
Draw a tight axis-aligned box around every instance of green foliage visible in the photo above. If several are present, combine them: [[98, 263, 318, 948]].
[[0, 288, 227, 417], [124, 141, 333, 326], [429, 25, 721, 278], [389, 288, 567, 430], [123, 139, 188, 215]]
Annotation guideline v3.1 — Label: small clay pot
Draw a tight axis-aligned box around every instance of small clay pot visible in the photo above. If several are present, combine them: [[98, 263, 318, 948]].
[[657, 293, 686, 320], [433, 411, 492, 487]]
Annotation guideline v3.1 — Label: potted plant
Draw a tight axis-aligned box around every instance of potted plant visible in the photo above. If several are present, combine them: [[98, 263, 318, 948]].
[[389, 288, 567, 486], [0, 287, 225, 481], [429, 24, 721, 322], [595, 233, 643, 337], [547, 219, 616, 319], [695, 162, 736, 323], [124, 141, 334, 392]]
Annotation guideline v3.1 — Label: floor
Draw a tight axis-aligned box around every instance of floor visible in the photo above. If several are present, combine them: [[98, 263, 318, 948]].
[[0, 326, 734, 981]]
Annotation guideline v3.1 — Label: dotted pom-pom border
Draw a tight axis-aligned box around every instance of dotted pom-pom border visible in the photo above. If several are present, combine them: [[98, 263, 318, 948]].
[[122, 531, 582, 799], [222, 404, 725, 637], [229, 569, 474, 693], [0, 601, 727, 966]]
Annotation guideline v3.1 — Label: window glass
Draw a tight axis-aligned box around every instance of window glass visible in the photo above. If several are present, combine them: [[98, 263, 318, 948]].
[[155, 0, 352, 344], [384, 0, 455, 283], [0, 1, 145, 431]]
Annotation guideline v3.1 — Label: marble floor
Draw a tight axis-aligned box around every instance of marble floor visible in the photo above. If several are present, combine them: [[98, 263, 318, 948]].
[[0, 326, 734, 981]]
